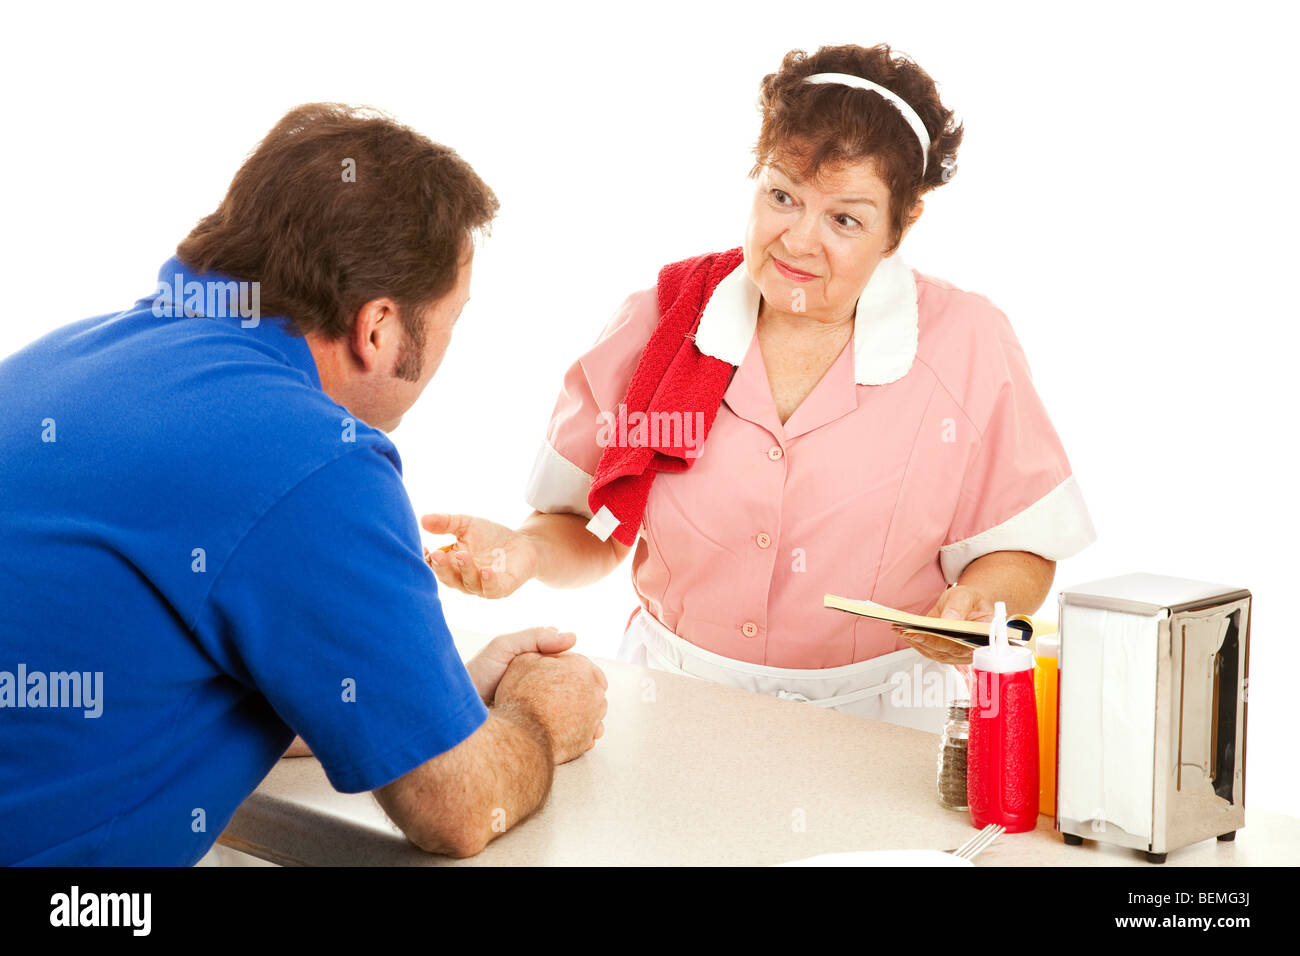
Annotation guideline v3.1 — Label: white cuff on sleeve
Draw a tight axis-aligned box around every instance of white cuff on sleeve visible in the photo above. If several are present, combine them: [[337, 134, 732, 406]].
[[939, 473, 1097, 585], [524, 440, 595, 519]]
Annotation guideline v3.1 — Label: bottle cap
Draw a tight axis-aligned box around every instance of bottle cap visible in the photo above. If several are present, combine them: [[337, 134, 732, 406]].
[[972, 601, 1034, 674]]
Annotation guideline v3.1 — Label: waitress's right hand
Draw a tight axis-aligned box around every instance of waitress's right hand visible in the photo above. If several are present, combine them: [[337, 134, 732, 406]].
[[421, 512, 540, 599]]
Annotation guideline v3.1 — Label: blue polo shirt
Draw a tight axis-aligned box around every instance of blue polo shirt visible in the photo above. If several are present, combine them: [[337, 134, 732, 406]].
[[0, 257, 488, 865]]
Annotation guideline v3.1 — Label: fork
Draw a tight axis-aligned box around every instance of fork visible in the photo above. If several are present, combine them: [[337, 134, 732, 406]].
[[948, 823, 1005, 861]]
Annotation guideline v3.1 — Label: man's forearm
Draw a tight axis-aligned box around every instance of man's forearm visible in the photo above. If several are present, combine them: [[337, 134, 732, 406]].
[[957, 550, 1056, 616], [375, 704, 554, 858], [518, 511, 627, 588], [449, 702, 555, 855]]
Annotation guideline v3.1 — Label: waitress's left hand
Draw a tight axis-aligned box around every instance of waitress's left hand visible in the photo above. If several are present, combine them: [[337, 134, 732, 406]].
[[900, 585, 998, 668], [926, 584, 997, 625]]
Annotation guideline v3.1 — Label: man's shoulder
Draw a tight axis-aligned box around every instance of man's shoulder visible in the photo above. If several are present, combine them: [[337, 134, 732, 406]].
[[153, 313, 402, 521], [1, 302, 402, 607]]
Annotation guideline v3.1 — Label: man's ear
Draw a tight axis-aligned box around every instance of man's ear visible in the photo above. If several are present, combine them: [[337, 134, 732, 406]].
[[349, 297, 402, 373]]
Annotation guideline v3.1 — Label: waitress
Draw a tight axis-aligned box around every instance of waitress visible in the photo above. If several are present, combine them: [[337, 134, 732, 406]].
[[423, 42, 1096, 731]]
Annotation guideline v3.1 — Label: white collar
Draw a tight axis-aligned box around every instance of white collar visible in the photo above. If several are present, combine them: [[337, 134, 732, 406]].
[[693, 251, 919, 385]]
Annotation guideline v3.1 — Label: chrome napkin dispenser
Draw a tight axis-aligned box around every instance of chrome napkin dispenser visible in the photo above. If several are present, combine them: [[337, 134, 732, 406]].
[[1055, 573, 1250, 863]]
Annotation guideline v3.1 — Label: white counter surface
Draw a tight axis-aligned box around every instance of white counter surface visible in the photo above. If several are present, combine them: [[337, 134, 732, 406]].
[[218, 631, 1299, 866]]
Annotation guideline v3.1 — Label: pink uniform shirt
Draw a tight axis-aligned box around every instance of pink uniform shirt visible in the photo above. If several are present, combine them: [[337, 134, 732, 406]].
[[526, 251, 1097, 668]]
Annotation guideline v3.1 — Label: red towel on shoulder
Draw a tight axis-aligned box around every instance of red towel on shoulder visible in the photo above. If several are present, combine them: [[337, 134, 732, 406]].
[[586, 247, 744, 546]]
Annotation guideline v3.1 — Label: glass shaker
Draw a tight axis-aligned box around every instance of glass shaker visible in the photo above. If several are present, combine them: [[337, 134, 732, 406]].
[[936, 702, 970, 810]]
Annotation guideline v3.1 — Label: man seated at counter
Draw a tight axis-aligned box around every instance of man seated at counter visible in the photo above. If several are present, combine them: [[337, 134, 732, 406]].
[[0, 103, 606, 865]]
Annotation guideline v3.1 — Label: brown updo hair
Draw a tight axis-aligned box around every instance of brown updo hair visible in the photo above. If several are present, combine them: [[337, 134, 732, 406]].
[[751, 43, 964, 256]]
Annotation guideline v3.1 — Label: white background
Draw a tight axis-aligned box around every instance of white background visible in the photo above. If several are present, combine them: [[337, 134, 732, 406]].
[[3, 1, 1297, 816]]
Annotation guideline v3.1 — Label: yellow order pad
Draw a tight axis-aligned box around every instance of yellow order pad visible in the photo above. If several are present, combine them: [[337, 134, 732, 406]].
[[823, 593, 1057, 649]]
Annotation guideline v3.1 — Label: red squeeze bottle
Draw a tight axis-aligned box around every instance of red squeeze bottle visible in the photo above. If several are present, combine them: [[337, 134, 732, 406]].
[[967, 601, 1039, 833]]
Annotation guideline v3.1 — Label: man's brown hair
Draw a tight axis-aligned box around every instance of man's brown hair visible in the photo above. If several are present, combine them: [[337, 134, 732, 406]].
[[177, 103, 499, 378]]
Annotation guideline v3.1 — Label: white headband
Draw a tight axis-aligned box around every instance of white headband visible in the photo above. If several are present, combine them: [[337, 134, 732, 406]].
[[802, 72, 931, 176]]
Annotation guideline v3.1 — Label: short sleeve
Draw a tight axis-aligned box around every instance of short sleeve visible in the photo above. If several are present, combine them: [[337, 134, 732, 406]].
[[939, 308, 1097, 585], [194, 446, 488, 793], [525, 287, 659, 518]]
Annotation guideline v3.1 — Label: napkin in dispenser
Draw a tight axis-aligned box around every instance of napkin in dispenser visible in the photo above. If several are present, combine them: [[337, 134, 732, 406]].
[[1055, 573, 1250, 863]]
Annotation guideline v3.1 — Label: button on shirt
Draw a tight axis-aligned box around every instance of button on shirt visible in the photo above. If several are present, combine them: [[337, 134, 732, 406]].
[[0, 258, 487, 865], [525, 251, 1096, 669]]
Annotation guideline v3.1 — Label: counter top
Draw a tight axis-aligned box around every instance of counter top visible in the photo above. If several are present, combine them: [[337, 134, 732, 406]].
[[219, 631, 1299, 866]]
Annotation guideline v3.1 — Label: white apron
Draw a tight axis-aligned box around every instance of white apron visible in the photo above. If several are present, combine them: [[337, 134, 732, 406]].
[[619, 607, 958, 734]]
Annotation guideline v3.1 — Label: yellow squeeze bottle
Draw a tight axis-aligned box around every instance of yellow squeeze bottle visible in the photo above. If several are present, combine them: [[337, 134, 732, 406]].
[[1033, 633, 1060, 817]]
